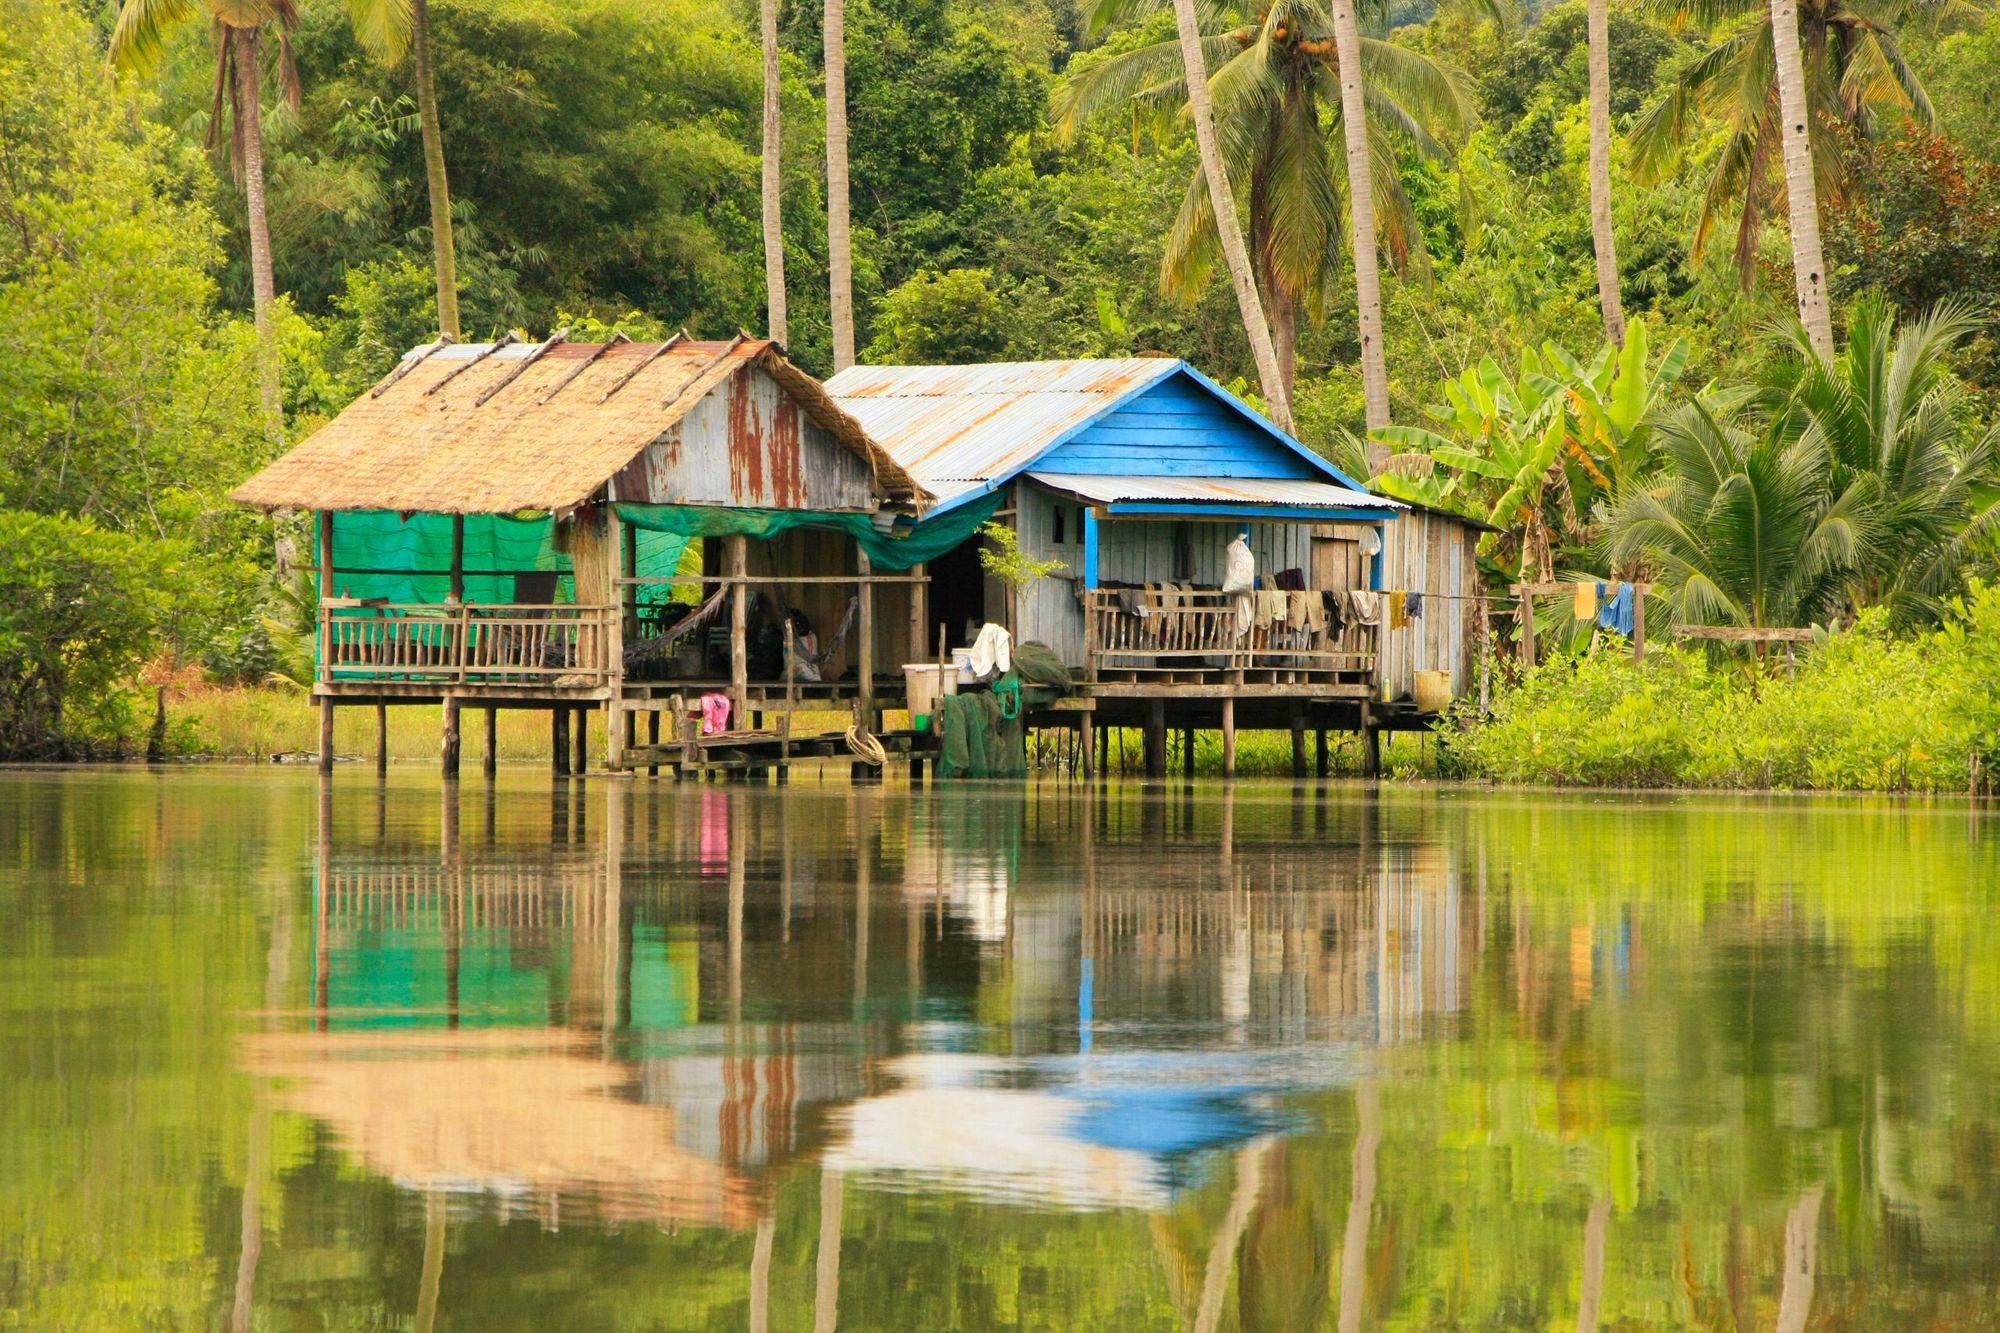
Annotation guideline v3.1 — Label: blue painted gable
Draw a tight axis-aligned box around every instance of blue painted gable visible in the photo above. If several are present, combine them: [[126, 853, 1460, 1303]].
[[1038, 368, 1347, 483]]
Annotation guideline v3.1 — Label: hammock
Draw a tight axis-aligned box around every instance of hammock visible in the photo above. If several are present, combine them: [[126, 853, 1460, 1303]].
[[623, 585, 729, 668]]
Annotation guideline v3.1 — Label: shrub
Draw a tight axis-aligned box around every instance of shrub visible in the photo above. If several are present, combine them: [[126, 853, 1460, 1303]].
[[0, 510, 183, 759]]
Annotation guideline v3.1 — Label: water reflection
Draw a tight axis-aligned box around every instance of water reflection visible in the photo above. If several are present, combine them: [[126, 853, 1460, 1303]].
[[2, 771, 1998, 1328]]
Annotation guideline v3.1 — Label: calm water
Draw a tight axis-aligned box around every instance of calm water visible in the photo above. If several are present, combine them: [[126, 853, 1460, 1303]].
[[3, 770, 1998, 1330]]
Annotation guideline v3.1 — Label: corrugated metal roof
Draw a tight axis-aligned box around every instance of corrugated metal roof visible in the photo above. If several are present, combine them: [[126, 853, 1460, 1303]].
[[825, 359, 1181, 504], [1027, 473, 1405, 511]]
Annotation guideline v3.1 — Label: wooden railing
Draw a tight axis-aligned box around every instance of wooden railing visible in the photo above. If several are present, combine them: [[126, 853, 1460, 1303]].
[[319, 601, 615, 685], [1084, 588, 1375, 677]]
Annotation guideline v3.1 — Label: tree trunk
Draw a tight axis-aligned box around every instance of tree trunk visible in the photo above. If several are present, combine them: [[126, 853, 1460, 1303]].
[[1169, 0, 1292, 432], [825, 0, 854, 370], [233, 25, 282, 440], [761, 0, 788, 346], [1586, 0, 1625, 347], [1329, 0, 1390, 456], [1769, 0, 1834, 359], [410, 0, 460, 340]]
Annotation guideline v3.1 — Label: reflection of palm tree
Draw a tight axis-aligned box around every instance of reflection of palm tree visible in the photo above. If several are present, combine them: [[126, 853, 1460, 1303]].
[[414, 1192, 446, 1333], [815, 1168, 843, 1333], [1775, 1186, 1822, 1333], [1577, 1196, 1611, 1331], [1337, 1081, 1378, 1333], [1194, 1138, 1271, 1333], [750, 1210, 777, 1333]]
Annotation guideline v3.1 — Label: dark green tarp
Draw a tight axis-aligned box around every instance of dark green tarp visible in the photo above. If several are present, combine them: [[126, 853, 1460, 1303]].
[[614, 491, 1003, 572], [935, 676, 1027, 779]]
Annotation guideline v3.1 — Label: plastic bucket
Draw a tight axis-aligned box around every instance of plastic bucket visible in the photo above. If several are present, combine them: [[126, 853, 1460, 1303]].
[[951, 648, 979, 684], [1413, 670, 1453, 714], [904, 663, 955, 730]]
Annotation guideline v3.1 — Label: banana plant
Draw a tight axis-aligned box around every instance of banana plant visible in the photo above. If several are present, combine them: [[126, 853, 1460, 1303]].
[[1545, 321, 1690, 493]]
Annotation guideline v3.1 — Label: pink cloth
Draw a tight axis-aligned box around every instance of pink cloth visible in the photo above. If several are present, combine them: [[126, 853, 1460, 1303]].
[[699, 692, 731, 737]]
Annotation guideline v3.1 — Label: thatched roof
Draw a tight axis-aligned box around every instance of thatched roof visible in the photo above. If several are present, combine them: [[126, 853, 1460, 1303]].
[[232, 336, 924, 515]]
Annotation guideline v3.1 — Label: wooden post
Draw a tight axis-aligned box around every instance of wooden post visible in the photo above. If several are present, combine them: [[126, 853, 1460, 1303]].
[[572, 705, 589, 773], [1182, 726, 1195, 781], [783, 620, 797, 776], [483, 707, 498, 777], [442, 696, 461, 778], [1516, 586, 1536, 668], [1361, 701, 1381, 778], [647, 710, 661, 779], [318, 698, 335, 774], [856, 545, 875, 729], [907, 561, 927, 680], [1632, 582, 1647, 664], [1478, 596, 1492, 713], [553, 707, 570, 776], [1290, 712, 1307, 779], [1079, 711, 1094, 779], [317, 510, 335, 679], [1316, 728, 1330, 779], [449, 515, 465, 603], [376, 703, 389, 776], [1221, 698, 1237, 779], [1145, 699, 1167, 779], [728, 535, 750, 724], [605, 508, 627, 773]]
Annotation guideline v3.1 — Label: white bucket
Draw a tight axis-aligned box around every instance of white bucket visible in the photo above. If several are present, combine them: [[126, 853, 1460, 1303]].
[[903, 663, 956, 730], [951, 648, 980, 685]]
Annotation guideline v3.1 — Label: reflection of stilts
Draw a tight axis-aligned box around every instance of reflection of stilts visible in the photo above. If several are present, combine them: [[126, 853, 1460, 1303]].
[[233, 800, 297, 1333], [1775, 1187, 1822, 1333], [414, 1191, 446, 1333], [1577, 1196, 1611, 1331], [1337, 1082, 1379, 1333], [1194, 1138, 1271, 1333], [814, 1168, 844, 1333]]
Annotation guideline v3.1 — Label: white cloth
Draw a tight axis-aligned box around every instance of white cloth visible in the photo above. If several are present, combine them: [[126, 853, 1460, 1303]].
[[1221, 535, 1255, 594], [966, 621, 1013, 681]]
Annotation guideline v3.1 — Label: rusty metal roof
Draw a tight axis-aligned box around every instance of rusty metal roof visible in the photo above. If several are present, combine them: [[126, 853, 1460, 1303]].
[[1026, 473, 1404, 511], [824, 359, 1182, 507]]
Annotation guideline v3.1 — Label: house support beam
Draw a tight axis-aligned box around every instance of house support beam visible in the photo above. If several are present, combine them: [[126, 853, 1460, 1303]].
[[442, 696, 461, 779], [1145, 699, 1167, 779], [553, 708, 570, 776], [483, 707, 498, 778], [1221, 698, 1237, 779], [319, 698, 335, 775], [375, 704, 388, 776], [729, 535, 750, 724]]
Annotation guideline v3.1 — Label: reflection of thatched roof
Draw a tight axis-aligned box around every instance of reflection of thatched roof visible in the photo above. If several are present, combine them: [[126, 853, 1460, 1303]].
[[242, 1029, 757, 1230], [231, 338, 923, 515]]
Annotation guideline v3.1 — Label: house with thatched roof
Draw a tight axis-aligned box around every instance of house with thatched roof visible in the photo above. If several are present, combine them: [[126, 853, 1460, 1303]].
[[233, 333, 952, 774]]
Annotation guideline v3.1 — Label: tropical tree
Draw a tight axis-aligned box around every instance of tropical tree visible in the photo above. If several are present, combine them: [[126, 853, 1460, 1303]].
[[1586, 0, 1626, 345], [345, 0, 462, 339], [761, 0, 788, 347], [1608, 391, 1866, 626], [110, 0, 301, 436], [1628, 0, 1942, 355], [826, 0, 855, 370], [1767, 293, 2000, 620], [1055, 0, 1472, 404], [1330, 0, 1388, 438], [1168, 0, 1294, 429]]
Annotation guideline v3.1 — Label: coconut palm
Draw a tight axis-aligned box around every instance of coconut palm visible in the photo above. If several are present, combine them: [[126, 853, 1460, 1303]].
[[761, 0, 788, 347], [1056, 0, 1471, 403], [1170, 0, 1294, 430], [1586, 0, 1625, 345], [1329, 0, 1388, 437], [1608, 391, 1868, 627], [826, 0, 854, 371], [1628, 0, 1941, 354], [110, 0, 301, 436], [1769, 293, 2000, 620], [345, 0, 461, 339]]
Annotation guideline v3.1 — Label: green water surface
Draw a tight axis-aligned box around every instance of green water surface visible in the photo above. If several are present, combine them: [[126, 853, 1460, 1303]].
[[2, 768, 1997, 1330]]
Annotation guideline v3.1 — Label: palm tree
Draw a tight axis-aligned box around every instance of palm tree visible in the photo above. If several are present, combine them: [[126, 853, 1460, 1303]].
[[1771, 293, 2000, 620], [1057, 0, 1470, 403], [826, 0, 854, 371], [1628, 0, 1941, 350], [346, 0, 462, 339], [761, 0, 788, 347], [111, 0, 301, 436], [1170, 0, 1294, 430], [1608, 391, 1867, 627], [1329, 0, 1389, 440], [1586, 0, 1625, 345]]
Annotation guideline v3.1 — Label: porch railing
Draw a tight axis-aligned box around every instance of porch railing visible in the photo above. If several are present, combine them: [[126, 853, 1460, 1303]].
[[318, 601, 615, 685], [1084, 589, 1375, 677]]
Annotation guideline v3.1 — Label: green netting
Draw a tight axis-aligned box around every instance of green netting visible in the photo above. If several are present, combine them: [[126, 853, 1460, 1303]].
[[614, 491, 1003, 572]]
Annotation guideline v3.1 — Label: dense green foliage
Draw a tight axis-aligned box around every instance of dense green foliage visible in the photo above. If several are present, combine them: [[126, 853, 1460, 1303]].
[[1447, 587, 2000, 790]]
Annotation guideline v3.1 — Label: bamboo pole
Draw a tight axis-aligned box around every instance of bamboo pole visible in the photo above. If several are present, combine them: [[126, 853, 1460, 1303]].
[[729, 536, 750, 724]]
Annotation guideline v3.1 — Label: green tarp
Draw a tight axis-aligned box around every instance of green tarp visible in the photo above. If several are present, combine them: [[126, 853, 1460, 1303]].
[[614, 490, 1003, 572], [935, 676, 1027, 779], [321, 511, 685, 606]]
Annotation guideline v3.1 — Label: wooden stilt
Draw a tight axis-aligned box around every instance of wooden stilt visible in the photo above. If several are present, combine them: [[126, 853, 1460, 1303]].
[[1079, 713, 1094, 779], [1290, 713, 1307, 779], [647, 710, 661, 779], [374, 703, 388, 776], [1182, 726, 1195, 780], [553, 708, 570, 776], [1144, 700, 1166, 779], [572, 705, 589, 773], [728, 535, 750, 724], [1632, 583, 1647, 664], [1221, 698, 1237, 779], [1316, 727, 1330, 779], [483, 708, 498, 777], [318, 698, 335, 774], [442, 697, 461, 779], [1361, 702, 1381, 779]]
